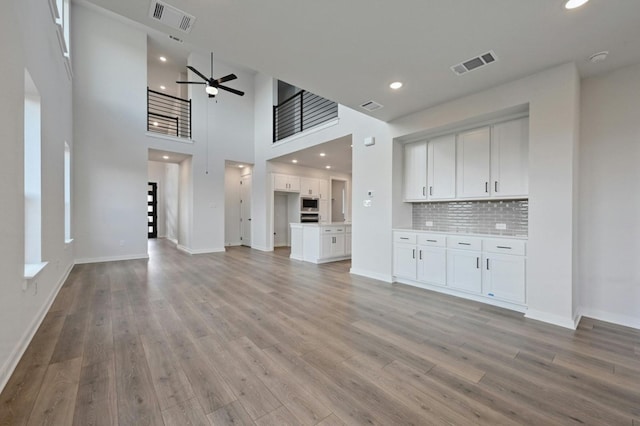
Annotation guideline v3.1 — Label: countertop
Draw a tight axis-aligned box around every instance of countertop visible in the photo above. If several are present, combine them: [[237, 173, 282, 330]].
[[393, 228, 528, 240]]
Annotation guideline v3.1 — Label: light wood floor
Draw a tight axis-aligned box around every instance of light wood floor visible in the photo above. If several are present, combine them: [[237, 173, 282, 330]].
[[1, 240, 639, 425]]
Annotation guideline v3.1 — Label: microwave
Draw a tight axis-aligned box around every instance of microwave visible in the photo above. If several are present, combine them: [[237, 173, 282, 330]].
[[300, 197, 319, 212]]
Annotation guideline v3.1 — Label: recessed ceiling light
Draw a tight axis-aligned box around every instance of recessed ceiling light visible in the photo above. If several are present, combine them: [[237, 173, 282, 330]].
[[160, 85, 166, 90], [162, 155, 169, 160], [390, 81, 403, 90], [564, 0, 589, 9], [153, 121, 159, 126], [292, 159, 298, 163], [238, 164, 244, 168], [325, 165, 331, 169], [320, 153, 326, 157], [159, 56, 167, 62]]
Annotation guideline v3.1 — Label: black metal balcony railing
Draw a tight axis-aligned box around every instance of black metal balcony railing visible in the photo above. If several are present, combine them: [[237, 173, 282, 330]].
[[273, 90, 338, 142], [147, 88, 191, 139]]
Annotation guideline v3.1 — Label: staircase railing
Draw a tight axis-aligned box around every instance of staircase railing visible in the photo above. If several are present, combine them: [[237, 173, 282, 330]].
[[273, 90, 338, 142], [147, 88, 191, 139]]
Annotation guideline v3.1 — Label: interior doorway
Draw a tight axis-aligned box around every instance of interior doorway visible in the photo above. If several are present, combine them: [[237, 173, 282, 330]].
[[240, 174, 252, 246]]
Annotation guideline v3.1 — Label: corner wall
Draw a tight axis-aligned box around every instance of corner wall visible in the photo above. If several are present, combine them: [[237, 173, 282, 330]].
[[579, 63, 640, 328]]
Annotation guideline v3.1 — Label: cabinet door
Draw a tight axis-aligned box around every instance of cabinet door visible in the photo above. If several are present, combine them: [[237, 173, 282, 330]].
[[446, 249, 482, 293], [318, 199, 329, 223], [427, 134, 456, 200], [393, 243, 417, 280], [491, 118, 529, 197], [456, 127, 491, 198], [483, 254, 526, 304], [300, 177, 318, 196], [273, 174, 289, 191], [287, 176, 301, 192], [320, 234, 333, 258], [332, 234, 346, 257], [417, 246, 446, 286], [403, 141, 427, 201], [345, 233, 352, 255], [318, 179, 329, 199]]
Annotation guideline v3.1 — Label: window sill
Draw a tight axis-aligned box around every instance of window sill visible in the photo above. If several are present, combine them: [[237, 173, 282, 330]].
[[65, 238, 74, 245], [24, 262, 48, 280]]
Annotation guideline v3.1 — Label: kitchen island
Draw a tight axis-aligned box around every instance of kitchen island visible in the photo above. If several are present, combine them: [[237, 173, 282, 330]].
[[290, 222, 351, 263]]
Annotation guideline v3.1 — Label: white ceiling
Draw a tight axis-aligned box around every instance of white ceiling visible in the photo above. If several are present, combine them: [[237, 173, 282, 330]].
[[148, 148, 191, 164], [147, 32, 189, 97], [86, 0, 640, 122], [270, 135, 353, 174]]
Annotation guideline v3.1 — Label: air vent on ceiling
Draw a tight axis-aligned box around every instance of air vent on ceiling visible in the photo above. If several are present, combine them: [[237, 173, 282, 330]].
[[360, 100, 384, 112], [148, 0, 196, 33], [451, 51, 498, 76]]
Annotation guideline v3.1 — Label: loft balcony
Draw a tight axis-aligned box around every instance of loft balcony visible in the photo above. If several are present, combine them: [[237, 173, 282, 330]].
[[147, 88, 192, 139], [273, 88, 338, 143]]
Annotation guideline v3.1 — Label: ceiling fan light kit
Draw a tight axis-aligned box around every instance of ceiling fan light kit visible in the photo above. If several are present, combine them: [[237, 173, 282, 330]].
[[176, 52, 244, 98]]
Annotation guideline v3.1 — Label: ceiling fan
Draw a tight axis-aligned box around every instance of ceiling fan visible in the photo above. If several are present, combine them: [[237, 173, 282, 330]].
[[176, 53, 244, 98]]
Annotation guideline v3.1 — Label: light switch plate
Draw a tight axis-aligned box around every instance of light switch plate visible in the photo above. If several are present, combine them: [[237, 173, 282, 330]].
[[363, 199, 372, 207], [496, 223, 507, 230]]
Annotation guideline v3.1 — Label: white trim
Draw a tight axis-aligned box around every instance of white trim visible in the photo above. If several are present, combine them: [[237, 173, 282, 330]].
[[0, 261, 72, 394], [166, 237, 178, 245], [177, 245, 225, 255], [145, 132, 194, 145], [251, 245, 273, 252], [271, 118, 340, 147], [64, 238, 74, 245], [74, 253, 149, 264], [350, 268, 393, 283], [24, 262, 48, 280], [289, 254, 304, 261], [525, 309, 577, 330], [394, 277, 527, 313], [579, 307, 640, 330], [225, 242, 242, 247]]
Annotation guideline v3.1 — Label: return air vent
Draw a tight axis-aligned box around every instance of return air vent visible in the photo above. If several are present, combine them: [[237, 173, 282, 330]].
[[360, 100, 384, 112], [148, 1, 196, 33], [451, 51, 498, 76]]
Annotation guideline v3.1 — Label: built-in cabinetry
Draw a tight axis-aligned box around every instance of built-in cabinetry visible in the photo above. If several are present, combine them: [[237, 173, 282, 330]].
[[273, 173, 300, 192], [290, 223, 351, 263], [403, 116, 529, 202], [272, 173, 334, 223], [393, 230, 526, 310]]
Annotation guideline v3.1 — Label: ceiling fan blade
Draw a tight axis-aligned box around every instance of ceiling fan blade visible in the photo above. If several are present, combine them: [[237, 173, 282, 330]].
[[186, 66, 210, 82], [218, 85, 245, 96], [176, 81, 206, 84], [215, 73, 237, 84]]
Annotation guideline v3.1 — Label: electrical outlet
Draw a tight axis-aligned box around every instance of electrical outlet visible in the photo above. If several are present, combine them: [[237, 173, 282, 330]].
[[425, 221, 433, 227], [495, 223, 507, 230]]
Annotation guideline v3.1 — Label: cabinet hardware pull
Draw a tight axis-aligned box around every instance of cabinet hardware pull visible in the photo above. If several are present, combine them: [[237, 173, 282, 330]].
[[458, 242, 471, 246], [496, 246, 512, 249], [429, 186, 433, 196], [485, 182, 489, 193], [419, 250, 422, 260], [495, 181, 498, 192], [476, 257, 480, 268], [413, 249, 416, 259], [426, 239, 437, 242], [423, 186, 426, 196], [400, 237, 409, 240], [487, 258, 490, 270]]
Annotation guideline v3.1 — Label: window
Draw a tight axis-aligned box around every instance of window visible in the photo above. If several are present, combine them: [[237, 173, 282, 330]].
[[64, 142, 71, 242], [24, 70, 42, 267]]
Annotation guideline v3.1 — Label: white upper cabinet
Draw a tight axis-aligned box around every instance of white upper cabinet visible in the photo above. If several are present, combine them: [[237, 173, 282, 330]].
[[491, 117, 529, 197], [427, 134, 456, 200], [273, 174, 300, 192], [300, 177, 320, 197], [456, 126, 491, 199], [318, 179, 329, 200], [403, 141, 427, 201]]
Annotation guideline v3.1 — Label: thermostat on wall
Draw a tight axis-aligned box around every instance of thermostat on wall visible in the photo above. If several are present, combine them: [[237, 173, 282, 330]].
[[364, 137, 375, 146]]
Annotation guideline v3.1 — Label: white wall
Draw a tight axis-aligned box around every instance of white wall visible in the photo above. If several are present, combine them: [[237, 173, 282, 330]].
[[224, 166, 242, 246], [0, 0, 74, 391], [73, 3, 149, 262], [165, 163, 179, 243], [579, 63, 640, 328], [148, 161, 167, 238]]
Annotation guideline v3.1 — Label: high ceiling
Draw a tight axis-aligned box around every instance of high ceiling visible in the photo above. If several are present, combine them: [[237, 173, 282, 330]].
[[84, 0, 640, 121], [270, 135, 353, 174]]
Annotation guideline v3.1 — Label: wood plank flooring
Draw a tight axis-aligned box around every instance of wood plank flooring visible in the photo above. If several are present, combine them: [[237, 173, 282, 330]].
[[1, 239, 639, 425]]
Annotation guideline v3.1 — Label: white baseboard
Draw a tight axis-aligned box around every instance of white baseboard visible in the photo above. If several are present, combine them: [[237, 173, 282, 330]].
[[251, 245, 273, 252], [289, 254, 304, 261], [579, 307, 640, 330], [74, 253, 149, 264], [349, 268, 393, 283], [166, 237, 178, 245], [177, 245, 225, 255], [525, 308, 578, 330], [225, 242, 242, 247], [0, 261, 73, 394]]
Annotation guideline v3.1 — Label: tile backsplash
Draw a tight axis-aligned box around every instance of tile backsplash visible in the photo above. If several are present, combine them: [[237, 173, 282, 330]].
[[412, 199, 528, 236]]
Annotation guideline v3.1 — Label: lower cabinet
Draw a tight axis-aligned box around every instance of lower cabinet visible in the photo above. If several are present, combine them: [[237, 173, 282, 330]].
[[393, 230, 527, 310], [321, 233, 346, 258], [300, 224, 351, 264]]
